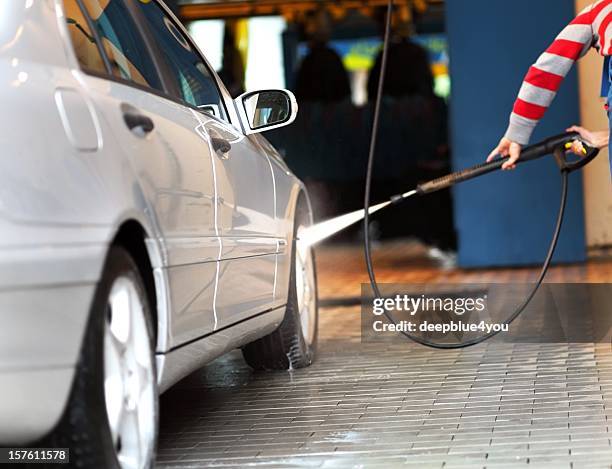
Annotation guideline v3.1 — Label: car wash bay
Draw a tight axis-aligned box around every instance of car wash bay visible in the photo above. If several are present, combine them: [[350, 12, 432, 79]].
[[156, 0, 612, 466]]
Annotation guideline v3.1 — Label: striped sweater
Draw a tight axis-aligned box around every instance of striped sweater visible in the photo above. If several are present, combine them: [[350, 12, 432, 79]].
[[506, 0, 612, 145]]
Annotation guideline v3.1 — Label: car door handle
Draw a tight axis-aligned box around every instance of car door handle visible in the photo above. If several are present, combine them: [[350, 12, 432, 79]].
[[121, 104, 154, 135], [211, 137, 231, 154]]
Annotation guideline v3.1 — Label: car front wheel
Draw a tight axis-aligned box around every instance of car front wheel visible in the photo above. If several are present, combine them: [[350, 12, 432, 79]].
[[242, 200, 318, 370]]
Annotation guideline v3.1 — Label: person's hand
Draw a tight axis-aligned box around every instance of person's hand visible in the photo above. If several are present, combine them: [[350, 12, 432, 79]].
[[487, 137, 522, 170], [566, 126, 609, 156]]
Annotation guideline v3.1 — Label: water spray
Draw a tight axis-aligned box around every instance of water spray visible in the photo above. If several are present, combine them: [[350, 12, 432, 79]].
[[299, 200, 392, 247]]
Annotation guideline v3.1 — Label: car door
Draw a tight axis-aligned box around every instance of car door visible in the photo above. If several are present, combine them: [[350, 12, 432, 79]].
[[207, 121, 279, 328], [132, 0, 279, 329], [65, 0, 220, 348]]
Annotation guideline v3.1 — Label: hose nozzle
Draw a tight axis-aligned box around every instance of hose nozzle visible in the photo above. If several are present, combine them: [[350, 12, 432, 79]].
[[390, 190, 418, 205], [390, 194, 405, 205]]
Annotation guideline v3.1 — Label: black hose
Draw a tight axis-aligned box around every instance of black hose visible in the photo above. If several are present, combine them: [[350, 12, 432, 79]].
[[363, 0, 393, 312], [363, 0, 571, 349]]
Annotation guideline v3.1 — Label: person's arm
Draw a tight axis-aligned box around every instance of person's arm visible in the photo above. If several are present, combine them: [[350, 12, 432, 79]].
[[488, 0, 611, 169]]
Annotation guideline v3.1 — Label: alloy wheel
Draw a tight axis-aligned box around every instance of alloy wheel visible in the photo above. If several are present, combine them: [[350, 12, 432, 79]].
[[103, 276, 156, 469]]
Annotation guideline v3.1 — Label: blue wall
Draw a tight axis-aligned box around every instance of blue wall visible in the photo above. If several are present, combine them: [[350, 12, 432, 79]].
[[446, 0, 586, 268]]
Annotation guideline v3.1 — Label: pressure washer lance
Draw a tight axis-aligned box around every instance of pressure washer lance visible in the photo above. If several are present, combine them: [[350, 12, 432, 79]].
[[393, 131, 594, 201], [300, 132, 598, 249]]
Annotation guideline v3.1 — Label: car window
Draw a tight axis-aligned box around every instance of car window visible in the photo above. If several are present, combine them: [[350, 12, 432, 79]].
[[133, 0, 229, 122], [80, 0, 163, 92], [63, 0, 107, 74]]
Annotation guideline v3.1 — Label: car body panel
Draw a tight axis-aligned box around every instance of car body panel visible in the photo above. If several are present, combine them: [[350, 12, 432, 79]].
[[0, 367, 75, 445], [157, 306, 286, 393], [80, 74, 221, 346]]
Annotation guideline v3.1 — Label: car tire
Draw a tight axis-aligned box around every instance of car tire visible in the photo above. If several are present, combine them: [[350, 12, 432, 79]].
[[242, 200, 318, 370], [39, 246, 158, 469]]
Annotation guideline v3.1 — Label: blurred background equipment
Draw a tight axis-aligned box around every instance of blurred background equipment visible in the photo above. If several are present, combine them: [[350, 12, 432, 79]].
[[172, 0, 612, 268], [180, 0, 455, 252]]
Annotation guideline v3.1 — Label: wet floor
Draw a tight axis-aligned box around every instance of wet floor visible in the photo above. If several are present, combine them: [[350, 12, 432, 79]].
[[157, 241, 612, 468]]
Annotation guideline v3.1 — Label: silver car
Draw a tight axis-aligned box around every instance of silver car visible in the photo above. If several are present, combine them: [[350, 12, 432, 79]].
[[0, 1, 318, 467]]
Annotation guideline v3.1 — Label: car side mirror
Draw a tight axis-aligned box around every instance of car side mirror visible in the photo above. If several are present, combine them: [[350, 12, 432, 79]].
[[235, 89, 298, 135]]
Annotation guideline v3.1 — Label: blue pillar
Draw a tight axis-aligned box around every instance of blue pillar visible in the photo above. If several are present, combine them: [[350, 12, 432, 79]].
[[446, 0, 586, 268]]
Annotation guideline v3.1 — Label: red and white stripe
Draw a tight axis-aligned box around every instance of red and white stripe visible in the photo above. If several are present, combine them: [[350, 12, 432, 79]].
[[506, 0, 612, 145]]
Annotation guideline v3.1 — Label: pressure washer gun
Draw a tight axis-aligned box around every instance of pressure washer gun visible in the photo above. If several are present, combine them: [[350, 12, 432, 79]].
[[391, 132, 600, 203]]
